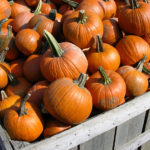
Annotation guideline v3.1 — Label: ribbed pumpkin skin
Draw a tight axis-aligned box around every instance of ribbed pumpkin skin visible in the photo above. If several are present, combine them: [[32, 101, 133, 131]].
[[43, 78, 92, 124], [12, 12, 34, 32], [41, 2, 56, 15], [0, 11, 6, 20], [0, 0, 11, 18], [117, 66, 148, 97], [15, 29, 41, 56], [44, 118, 71, 138], [4, 101, 44, 142], [63, 10, 103, 49], [116, 35, 150, 65], [87, 43, 120, 73], [118, 2, 150, 36], [86, 70, 126, 110], [0, 95, 21, 118], [143, 33, 150, 45], [102, 19, 122, 45], [11, 0, 30, 19], [40, 42, 88, 82], [28, 80, 49, 107]]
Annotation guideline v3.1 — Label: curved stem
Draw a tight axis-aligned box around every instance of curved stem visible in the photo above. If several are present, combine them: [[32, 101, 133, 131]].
[[49, 9, 57, 21], [73, 73, 87, 88], [34, 0, 42, 15], [18, 93, 31, 116], [78, 10, 88, 24], [96, 34, 104, 52], [8, 73, 19, 86], [1, 90, 8, 100], [43, 30, 64, 57], [0, 18, 8, 33], [33, 19, 42, 31], [136, 56, 147, 72], [62, 0, 79, 8], [0, 48, 9, 63], [98, 66, 111, 85]]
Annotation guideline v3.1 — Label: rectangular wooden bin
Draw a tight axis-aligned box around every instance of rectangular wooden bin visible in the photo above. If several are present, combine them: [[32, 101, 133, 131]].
[[1, 92, 150, 150]]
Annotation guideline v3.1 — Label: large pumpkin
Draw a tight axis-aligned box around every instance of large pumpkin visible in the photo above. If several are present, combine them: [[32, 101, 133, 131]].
[[43, 73, 92, 124], [40, 30, 88, 82]]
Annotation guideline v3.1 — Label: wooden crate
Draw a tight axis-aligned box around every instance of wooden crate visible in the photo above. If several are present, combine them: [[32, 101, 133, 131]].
[[1, 92, 150, 150]]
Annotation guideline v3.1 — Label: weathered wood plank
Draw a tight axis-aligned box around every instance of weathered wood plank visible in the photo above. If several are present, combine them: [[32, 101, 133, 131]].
[[116, 129, 150, 150], [114, 112, 145, 150], [21, 92, 150, 150], [80, 128, 115, 150], [69, 146, 78, 150]]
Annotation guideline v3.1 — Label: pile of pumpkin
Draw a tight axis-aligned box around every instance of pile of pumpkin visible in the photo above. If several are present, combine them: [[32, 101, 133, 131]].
[[0, 0, 150, 143]]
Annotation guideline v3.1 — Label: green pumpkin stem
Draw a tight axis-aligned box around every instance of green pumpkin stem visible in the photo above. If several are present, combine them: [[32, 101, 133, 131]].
[[0, 18, 8, 33], [33, 19, 42, 31], [8, 73, 19, 86], [136, 56, 147, 72], [62, 0, 79, 8], [125, 0, 130, 5], [43, 30, 64, 57], [98, 66, 111, 85], [78, 10, 88, 24], [18, 93, 31, 116], [96, 34, 104, 52], [0, 48, 9, 63], [73, 73, 88, 88], [9, 0, 14, 5], [34, 0, 42, 15], [143, 0, 149, 3], [143, 66, 150, 74], [131, 0, 139, 9], [49, 9, 57, 21], [7, 25, 12, 37], [1, 90, 8, 100]]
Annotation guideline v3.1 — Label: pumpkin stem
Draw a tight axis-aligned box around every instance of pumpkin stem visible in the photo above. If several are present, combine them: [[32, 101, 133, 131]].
[[0, 48, 9, 63], [78, 10, 88, 24], [62, 0, 79, 8], [43, 30, 64, 57], [131, 0, 139, 9], [0, 18, 8, 33], [73, 73, 88, 88], [125, 0, 130, 5], [136, 56, 147, 72], [1, 90, 8, 100], [9, 0, 14, 5], [103, 0, 109, 2], [34, 0, 42, 15], [8, 73, 19, 86], [143, 66, 150, 74], [7, 25, 12, 37], [98, 66, 111, 85], [18, 93, 31, 116], [49, 9, 57, 21], [96, 34, 104, 52], [33, 19, 42, 31], [143, 0, 149, 3]]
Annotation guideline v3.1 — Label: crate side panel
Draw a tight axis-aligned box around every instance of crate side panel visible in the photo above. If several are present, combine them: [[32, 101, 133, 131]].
[[80, 128, 115, 150]]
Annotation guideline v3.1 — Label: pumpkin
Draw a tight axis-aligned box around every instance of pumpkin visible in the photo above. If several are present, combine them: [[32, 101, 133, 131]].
[[0, 10, 6, 21], [1, 19, 14, 29], [23, 54, 43, 82], [25, 0, 39, 6], [4, 93, 44, 142], [12, 0, 42, 33], [15, 22, 42, 56], [6, 74, 31, 98], [143, 33, 150, 46], [87, 34, 120, 73], [63, 9, 103, 49], [40, 30, 88, 82], [0, 90, 21, 118], [44, 117, 71, 138], [43, 73, 92, 124], [117, 56, 148, 97], [86, 66, 126, 110], [10, 58, 25, 77], [98, 0, 117, 19], [28, 80, 49, 107], [0, 48, 11, 89], [143, 62, 150, 79], [116, 35, 150, 65], [0, 0, 11, 18], [118, 0, 150, 36], [10, 0, 30, 19], [102, 18, 123, 45]]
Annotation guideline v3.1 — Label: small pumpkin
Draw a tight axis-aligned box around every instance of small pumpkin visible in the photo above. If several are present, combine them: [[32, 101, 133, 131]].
[[0, 90, 21, 118], [40, 30, 88, 82], [116, 35, 150, 65], [86, 66, 126, 110], [4, 93, 44, 142], [86, 34, 120, 73], [43, 73, 92, 124], [0, 0, 11, 18]]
